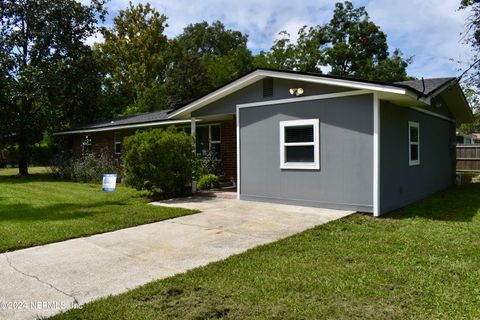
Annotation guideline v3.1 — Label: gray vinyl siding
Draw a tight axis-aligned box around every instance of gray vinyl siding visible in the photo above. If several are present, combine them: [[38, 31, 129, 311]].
[[379, 102, 456, 213], [192, 78, 355, 117], [239, 94, 374, 212]]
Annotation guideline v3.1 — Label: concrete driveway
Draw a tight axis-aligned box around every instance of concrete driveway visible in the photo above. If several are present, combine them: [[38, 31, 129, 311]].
[[0, 198, 353, 320]]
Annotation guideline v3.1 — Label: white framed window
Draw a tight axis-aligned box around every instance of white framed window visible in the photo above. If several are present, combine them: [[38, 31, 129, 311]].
[[408, 121, 420, 166], [114, 132, 122, 155], [180, 124, 221, 158], [280, 119, 320, 170]]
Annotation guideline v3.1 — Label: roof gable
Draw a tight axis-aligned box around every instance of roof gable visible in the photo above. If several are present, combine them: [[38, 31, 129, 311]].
[[395, 78, 456, 96], [167, 69, 413, 119]]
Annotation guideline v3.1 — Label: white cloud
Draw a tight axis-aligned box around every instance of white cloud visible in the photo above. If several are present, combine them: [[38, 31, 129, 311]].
[[93, 0, 473, 78], [364, 0, 473, 77]]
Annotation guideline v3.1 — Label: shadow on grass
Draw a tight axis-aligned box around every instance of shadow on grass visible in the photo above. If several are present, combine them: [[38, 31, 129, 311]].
[[386, 183, 480, 222], [0, 201, 125, 222], [0, 172, 58, 184]]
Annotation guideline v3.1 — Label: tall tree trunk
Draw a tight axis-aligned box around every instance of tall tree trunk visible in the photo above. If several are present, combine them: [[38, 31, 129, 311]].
[[18, 127, 29, 176]]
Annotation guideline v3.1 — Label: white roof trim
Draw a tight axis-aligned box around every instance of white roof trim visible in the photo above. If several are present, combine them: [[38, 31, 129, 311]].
[[53, 119, 194, 136], [168, 69, 409, 119], [237, 89, 371, 109]]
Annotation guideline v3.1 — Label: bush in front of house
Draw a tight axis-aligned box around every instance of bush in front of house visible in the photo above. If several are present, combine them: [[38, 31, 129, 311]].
[[50, 151, 118, 183], [123, 127, 194, 197], [193, 149, 223, 179], [197, 174, 220, 190]]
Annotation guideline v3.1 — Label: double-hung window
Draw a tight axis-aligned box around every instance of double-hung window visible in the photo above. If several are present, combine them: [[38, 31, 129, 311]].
[[180, 124, 221, 158], [114, 132, 122, 155], [280, 119, 320, 170], [408, 121, 420, 166]]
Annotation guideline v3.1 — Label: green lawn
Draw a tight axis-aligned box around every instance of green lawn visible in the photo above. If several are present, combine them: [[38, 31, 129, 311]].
[[50, 183, 480, 320], [0, 167, 195, 253]]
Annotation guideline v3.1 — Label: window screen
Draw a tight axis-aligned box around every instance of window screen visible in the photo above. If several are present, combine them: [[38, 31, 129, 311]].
[[285, 126, 314, 143]]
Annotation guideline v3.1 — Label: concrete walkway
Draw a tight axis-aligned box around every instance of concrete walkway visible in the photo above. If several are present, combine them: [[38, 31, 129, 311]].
[[0, 198, 353, 320]]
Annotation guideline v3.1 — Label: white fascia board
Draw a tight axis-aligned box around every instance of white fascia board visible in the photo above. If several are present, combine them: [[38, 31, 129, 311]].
[[168, 69, 411, 119], [52, 119, 194, 136], [260, 70, 408, 95], [405, 90, 430, 105], [237, 90, 371, 109], [168, 70, 266, 119]]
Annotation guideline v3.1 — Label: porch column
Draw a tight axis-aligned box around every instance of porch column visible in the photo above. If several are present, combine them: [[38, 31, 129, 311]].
[[191, 117, 197, 193]]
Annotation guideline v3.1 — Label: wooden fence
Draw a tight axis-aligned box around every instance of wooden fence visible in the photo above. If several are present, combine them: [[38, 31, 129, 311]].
[[457, 145, 480, 172]]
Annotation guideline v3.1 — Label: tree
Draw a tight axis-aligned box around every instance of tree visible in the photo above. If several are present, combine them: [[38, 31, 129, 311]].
[[165, 21, 253, 108], [459, 0, 480, 84], [325, 1, 388, 78], [95, 2, 169, 114], [458, 1, 480, 133], [255, 1, 411, 81], [254, 27, 329, 73], [0, 0, 105, 175]]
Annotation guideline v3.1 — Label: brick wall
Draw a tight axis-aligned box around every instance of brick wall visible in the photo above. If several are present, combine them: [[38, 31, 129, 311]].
[[69, 120, 238, 182], [71, 132, 119, 159], [220, 119, 237, 181]]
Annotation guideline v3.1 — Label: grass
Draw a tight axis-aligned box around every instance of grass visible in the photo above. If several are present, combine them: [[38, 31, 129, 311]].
[[50, 182, 480, 320], [0, 167, 195, 253]]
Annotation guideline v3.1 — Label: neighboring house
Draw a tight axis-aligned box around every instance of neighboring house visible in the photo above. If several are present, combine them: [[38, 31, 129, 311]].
[[55, 69, 473, 216], [456, 130, 477, 144], [472, 132, 480, 143]]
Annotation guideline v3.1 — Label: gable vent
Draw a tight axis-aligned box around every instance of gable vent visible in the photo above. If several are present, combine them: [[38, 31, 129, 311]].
[[263, 78, 274, 97]]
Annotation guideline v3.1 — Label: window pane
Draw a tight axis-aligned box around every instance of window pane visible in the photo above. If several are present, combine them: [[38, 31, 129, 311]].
[[285, 146, 314, 163], [410, 145, 418, 161], [196, 126, 209, 154], [285, 125, 314, 143], [211, 125, 220, 141], [184, 127, 191, 135], [211, 142, 221, 158], [410, 126, 418, 142], [82, 136, 92, 154]]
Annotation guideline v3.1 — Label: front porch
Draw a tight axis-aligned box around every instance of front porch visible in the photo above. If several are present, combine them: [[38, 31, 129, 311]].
[[190, 115, 237, 186]]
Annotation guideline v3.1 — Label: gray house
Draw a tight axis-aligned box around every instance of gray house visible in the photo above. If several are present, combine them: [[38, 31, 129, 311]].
[[57, 69, 473, 216]]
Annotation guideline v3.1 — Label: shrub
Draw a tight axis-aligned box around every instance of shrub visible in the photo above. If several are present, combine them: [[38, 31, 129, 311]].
[[197, 174, 220, 190], [49, 151, 73, 180], [50, 150, 118, 183], [123, 127, 194, 197], [193, 149, 223, 179]]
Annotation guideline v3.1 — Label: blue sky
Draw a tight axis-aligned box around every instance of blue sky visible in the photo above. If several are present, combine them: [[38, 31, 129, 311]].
[[86, 0, 474, 79]]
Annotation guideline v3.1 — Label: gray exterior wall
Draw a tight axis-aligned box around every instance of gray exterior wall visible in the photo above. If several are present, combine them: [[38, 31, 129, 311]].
[[192, 78, 354, 117], [239, 94, 374, 212], [379, 102, 456, 213]]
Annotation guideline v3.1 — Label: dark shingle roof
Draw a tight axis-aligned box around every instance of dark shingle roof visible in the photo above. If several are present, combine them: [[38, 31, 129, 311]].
[[395, 78, 456, 96], [56, 69, 460, 134], [63, 109, 172, 132]]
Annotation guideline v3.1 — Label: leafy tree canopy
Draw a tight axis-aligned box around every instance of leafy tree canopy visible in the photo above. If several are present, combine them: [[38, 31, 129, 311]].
[[164, 21, 253, 108], [0, 0, 106, 175], [95, 1, 169, 115], [255, 1, 412, 82]]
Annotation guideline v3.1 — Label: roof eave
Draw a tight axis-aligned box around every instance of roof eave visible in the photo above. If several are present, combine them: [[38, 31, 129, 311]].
[[167, 69, 413, 119], [53, 119, 194, 136]]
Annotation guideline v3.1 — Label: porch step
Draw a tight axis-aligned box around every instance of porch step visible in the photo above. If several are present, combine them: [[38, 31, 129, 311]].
[[194, 188, 237, 199]]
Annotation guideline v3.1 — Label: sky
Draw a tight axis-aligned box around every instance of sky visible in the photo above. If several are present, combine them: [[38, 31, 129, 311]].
[[85, 0, 474, 79]]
